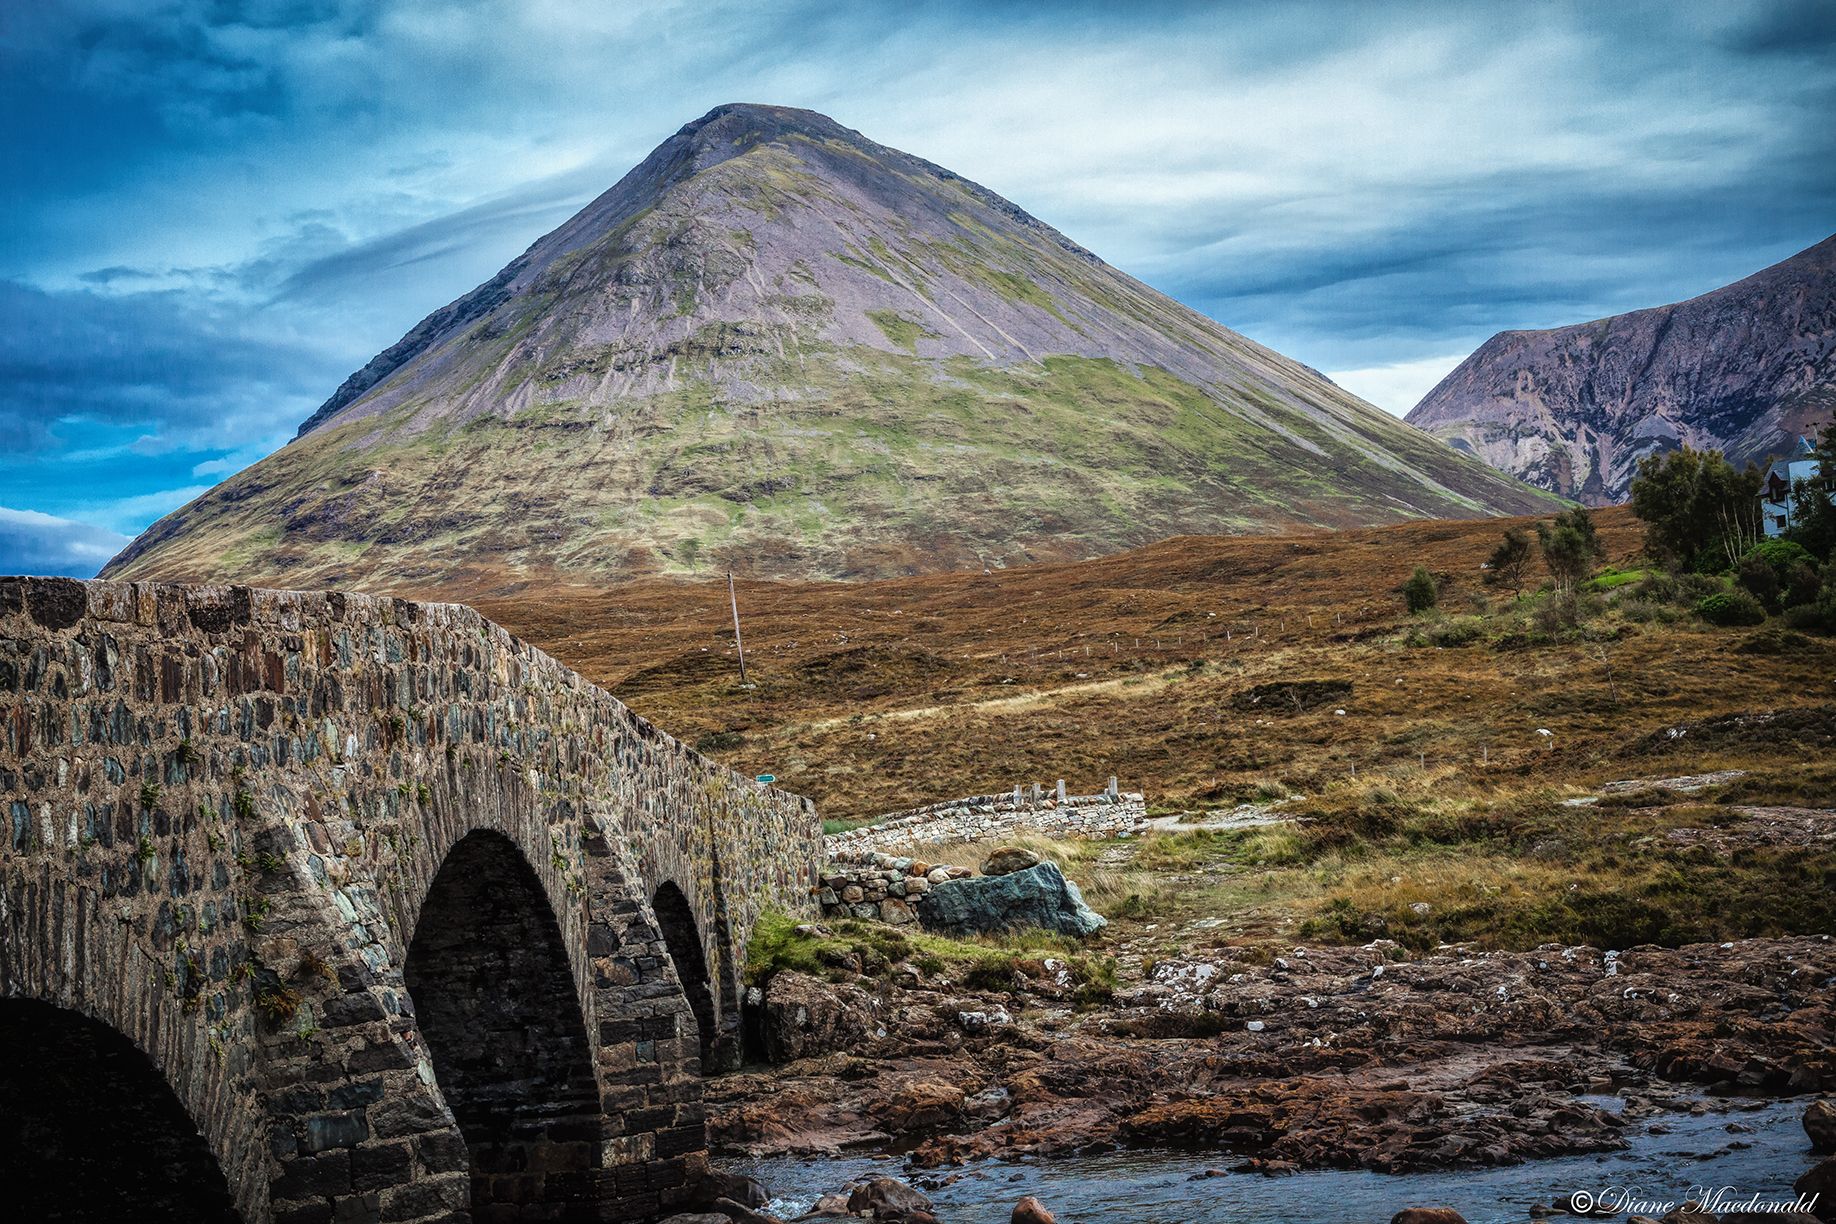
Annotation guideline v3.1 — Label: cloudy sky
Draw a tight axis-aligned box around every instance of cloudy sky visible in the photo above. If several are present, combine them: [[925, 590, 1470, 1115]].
[[3, 0, 1833, 575]]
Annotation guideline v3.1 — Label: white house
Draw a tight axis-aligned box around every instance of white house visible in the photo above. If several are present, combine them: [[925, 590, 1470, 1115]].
[[1759, 436, 1824, 538]]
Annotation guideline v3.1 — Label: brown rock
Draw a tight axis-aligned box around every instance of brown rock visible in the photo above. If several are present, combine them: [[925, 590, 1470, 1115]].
[[1808, 1098, 1836, 1154], [980, 847, 1041, 876], [760, 971, 868, 1065], [1390, 1211, 1468, 1224], [876, 1080, 966, 1135], [1012, 1195, 1056, 1224], [846, 1175, 933, 1219], [1796, 1155, 1836, 1221]]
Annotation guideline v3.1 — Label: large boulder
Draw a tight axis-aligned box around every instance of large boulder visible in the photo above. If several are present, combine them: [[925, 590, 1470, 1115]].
[[760, 970, 868, 1064], [1012, 1196, 1057, 1224], [1808, 1098, 1836, 1154], [918, 861, 1106, 938], [845, 1175, 933, 1220], [1798, 1155, 1836, 1221], [1390, 1212, 1467, 1224], [980, 846, 1041, 876]]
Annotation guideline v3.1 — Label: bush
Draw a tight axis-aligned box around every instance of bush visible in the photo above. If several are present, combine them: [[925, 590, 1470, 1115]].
[[1416, 616, 1486, 647], [1536, 507, 1600, 589], [1782, 604, 1829, 632], [1746, 538, 1814, 573], [1402, 566, 1438, 614], [1784, 561, 1823, 609], [1696, 589, 1766, 626], [1737, 554, 1782, 610]]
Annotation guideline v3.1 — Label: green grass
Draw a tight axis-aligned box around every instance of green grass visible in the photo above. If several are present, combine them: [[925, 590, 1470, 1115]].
[[746, 910, 1114, 1004]]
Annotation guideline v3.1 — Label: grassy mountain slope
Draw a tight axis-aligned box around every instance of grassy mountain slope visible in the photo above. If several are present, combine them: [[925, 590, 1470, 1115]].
[[107, 104, 1553, 590]]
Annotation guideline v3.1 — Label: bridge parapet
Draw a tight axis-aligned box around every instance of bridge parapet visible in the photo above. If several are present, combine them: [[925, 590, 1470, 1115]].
[[0, 576, 820, 1223]]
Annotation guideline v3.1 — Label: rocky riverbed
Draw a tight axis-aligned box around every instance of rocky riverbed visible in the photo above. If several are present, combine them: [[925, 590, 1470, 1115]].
[[703, 931, 1835, 1220]]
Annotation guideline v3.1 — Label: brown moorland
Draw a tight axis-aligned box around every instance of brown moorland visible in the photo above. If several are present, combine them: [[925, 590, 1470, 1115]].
[[461, 504, 1830, 823]]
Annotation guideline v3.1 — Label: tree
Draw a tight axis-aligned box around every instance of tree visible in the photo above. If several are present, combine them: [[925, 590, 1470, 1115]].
[[1483, 526, 1534, 597], [1787, 425, 1836, 561], [1628, 447, 1762, 571], [1535, 506, 1599, 590], [1402, 566, 1438, 614]]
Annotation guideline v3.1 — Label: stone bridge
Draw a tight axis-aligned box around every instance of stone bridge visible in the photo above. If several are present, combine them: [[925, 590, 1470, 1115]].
[[0, 577, 821, 1224]]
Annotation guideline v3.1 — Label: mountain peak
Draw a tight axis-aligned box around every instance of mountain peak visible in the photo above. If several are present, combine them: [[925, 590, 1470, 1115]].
[[107, 108, 1550, 589], [1407, 233, 1836, 504]]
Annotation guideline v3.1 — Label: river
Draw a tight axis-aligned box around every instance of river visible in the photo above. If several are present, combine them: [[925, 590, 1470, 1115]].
[[736, 1096, 1817, 1222]]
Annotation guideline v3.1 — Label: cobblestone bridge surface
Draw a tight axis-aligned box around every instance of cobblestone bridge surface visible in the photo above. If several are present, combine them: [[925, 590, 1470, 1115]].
[[0, 577, 821, 1223]]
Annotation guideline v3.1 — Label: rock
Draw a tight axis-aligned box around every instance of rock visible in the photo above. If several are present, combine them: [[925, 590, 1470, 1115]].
[[1796, 1155, 1836, 1220], [710, 1198, 783, 1224], [1808, 1098, 1836, 1154], [660, 1215, 732, 1224], [1012, 1195, 1056, 1223], [760, 971, 868, 1064], [1655, 1206, 1715, 1223], [981, 846, 1042, 876], [846, 1175, 932, 1219], [1390, 1211, 1468, 1224], [919, 862, 1106, 938], [876, 1079, 967, 1135], [699, 1170, 771, 1209]]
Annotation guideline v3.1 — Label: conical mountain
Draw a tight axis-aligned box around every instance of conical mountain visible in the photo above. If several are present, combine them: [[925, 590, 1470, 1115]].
[[105, 103, 1552, 590]]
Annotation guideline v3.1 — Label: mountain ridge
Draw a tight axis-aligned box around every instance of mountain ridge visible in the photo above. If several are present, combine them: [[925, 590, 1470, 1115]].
[[106, 102, 1553, 590], [1406, 234, 1836, 504]]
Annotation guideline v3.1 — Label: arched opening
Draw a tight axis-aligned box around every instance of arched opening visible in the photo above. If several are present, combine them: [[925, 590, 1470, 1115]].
[[0, 998, 240, 1223], [650, 881, 717, 1065], [404, 831, 602, 1221]]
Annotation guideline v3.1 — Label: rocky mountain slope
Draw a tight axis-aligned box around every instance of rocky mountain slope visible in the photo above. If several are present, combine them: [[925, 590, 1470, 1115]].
[[1407, 235, 1836, 505], [105, 103, 1551, 590]]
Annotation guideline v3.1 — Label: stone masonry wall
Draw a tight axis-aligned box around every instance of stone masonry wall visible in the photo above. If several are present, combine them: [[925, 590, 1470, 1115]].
[[0, 577, 822, 1223], [815, 850, 974, 924], [824, 787, 1148, 855]]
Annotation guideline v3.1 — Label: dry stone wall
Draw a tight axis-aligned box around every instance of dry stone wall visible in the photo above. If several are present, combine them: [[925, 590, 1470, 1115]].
[[824, 786, 1147, 855], [0, 576, 821, 1224], [816, 850, 973, 924]]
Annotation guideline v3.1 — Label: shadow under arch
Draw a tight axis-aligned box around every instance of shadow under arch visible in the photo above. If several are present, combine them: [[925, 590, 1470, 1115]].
[[0, 998, 241, 1223], [404, 829, 603, 1221], [650, 880, 720, 1067]]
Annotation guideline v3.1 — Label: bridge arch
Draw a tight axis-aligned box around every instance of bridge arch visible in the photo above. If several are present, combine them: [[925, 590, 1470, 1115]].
[[650, 879, 718, 1065], [0, 998, 241, 1223], [0, 870, 268, 1223], [405, 829, 603, 1220]]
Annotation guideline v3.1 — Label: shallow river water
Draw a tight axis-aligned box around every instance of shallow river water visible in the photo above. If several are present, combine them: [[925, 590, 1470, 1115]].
[[736, 1097, 1817, 1223]]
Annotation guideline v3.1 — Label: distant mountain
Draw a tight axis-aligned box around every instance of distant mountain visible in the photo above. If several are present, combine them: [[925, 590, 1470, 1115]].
[[1407, 235, 1836, 505], [105, 103, 1551, 590]]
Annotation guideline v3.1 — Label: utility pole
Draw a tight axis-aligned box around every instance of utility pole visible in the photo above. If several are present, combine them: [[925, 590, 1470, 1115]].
[[728, 573, 748, 686]]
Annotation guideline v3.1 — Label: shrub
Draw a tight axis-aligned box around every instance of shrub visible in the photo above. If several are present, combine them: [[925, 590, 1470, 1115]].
[[1746, 538, 1814, 573], [1483, 527, 1534, 597], [1696, 589, 1766, 627], [1737, 554, 1782, 610], [1783, 561, 1823, 609], [1782, 604, 1829, 632], [1536, 507, 1600, 589], [1416, 616, 1486, 647], [1402, 566, 1438, 614]]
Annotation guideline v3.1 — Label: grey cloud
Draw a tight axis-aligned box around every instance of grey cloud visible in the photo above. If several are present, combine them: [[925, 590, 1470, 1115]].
[[0, 279, 347, 450], [0, 507, 132, 579]]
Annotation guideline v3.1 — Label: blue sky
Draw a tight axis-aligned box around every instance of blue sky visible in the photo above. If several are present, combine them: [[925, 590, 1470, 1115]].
[[3, 0, 1833, 576]]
